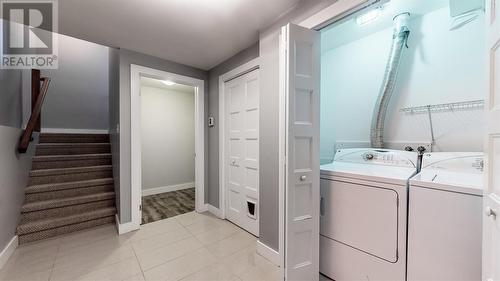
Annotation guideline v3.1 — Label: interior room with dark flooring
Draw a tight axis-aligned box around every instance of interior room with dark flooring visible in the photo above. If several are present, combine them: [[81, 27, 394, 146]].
[[141, 188, 195, 224]]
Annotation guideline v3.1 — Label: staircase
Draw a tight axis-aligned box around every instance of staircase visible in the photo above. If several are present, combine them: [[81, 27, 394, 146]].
[[17, 133, 117, 244]]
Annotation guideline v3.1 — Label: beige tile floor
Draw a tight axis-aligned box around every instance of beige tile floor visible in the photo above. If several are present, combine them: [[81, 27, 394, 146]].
[[0, 212, 282, 281]]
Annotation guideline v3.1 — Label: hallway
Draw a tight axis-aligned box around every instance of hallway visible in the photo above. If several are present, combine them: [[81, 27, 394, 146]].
[[0, 212, 280, 281]]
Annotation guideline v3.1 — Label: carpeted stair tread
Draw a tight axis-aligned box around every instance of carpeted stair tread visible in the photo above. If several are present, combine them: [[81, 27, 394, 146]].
[[26, 178, 114, 194], [35, 143, 111, 156], [30, 165, 112, 177], [18, 217, 115, 244], [33, 153, 111, 162], [17, 207, 116, 235], [39, 133, 109, 143], [31, 154, 112, 170], [21, 191, 116, 213], [36, 143, 110, 148]]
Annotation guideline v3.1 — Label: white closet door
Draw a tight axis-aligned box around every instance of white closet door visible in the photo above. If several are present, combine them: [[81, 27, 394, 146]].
[[281, 23, 320, 281], [483, 1, 500, 280], [225, 69, 260, 236]]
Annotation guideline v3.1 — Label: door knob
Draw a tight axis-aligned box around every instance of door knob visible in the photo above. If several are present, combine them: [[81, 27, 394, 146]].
[[231, 160, 236, 165], [300, 175, 307, 181], [485, 206, 497, 218]]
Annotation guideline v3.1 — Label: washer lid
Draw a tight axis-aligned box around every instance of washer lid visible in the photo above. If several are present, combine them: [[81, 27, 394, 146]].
[[411, 170, 483, 196], [412, 152, 484, 196], [321, 162, 416, 185]]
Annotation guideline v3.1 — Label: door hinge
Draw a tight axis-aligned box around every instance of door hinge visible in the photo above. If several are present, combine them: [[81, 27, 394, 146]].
[[139, 205, 142, 211]]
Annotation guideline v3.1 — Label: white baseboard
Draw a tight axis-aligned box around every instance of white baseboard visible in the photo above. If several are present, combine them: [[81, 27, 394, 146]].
[[142, 182, 195, 197], [0, 236, 18, 269], [41, 128, 109, 134], [256, 240, 280, 266], [205, 204, 223, 218], [115, 214, 140, 235]]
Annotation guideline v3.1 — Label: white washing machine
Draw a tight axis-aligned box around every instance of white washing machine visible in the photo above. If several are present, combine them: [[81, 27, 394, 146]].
[[319, 148, 418, 281], [407, 152, 484, 281]]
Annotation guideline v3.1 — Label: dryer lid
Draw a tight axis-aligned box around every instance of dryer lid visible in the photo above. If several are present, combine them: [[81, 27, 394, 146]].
[[321, 162, 416, 185]]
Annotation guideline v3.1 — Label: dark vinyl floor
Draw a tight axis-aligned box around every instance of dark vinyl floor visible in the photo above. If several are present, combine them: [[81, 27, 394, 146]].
[[141, 188, 195, 225]]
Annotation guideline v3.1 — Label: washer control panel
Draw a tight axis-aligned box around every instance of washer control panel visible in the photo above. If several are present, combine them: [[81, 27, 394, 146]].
[[422, 153, 484, 173]]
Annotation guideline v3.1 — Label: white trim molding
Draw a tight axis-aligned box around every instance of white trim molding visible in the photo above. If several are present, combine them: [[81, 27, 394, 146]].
[[130, 64, 205, 228], [218, 57, 260, 221], [205, 204, 223, 218], [299, 0, 381, 30], [142, 182, 195, 197], [115, 214, 139, 235], [256, 240, 280, 266], [0, 236, 18, 269], [41, 128, 109, 134]]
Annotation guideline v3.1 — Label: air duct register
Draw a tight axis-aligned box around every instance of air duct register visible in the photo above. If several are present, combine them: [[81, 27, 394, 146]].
[[449, 0, 484, 17]]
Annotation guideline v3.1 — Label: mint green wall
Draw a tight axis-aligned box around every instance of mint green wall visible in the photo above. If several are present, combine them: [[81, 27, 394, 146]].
[[320, 7, 486, 161]]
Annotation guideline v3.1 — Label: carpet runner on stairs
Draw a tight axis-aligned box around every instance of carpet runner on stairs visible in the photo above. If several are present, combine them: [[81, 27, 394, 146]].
[[16, 133, 117, 244]]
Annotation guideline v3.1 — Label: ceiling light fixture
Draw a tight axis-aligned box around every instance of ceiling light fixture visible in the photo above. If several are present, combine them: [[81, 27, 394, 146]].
[[356, 7, 382, 26], [162, 80, 175, 86]]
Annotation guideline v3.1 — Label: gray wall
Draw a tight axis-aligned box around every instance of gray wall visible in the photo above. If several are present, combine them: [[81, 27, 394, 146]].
[[0, 69, 35, 252], [141, 86, 195, 190], [0, 70, 23, 128], [117, 49, 208, 223], [258, 0, 336, 251], [0, 127, 37, 252], [206, 42, 260, 207], [108, 47, 121, 217], [41, 34, 109, 130]]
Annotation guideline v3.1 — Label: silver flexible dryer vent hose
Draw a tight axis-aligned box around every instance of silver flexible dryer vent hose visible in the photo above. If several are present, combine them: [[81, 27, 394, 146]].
[[370, 12, 411, 148]]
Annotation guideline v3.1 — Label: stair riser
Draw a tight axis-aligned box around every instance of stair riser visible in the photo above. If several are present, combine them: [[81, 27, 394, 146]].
[[29, 170, 113, 185], [36, 146, 110, 156], [18, 216, 115, 244], [32, 158, 111, 170], [22, 200, 115, 221], [25, 184, 115, 202], [39, 135, 109, 143]]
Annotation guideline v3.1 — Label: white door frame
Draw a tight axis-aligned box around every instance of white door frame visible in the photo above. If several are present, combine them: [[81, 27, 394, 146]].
[[130, 64, 205, 227], [218, 58, 260, 220]]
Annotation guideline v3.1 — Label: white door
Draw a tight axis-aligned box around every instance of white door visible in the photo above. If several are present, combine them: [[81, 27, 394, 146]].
[[224, 69, 260, 236], [280, 23, 320, 281], [484, 1, 500, 280]]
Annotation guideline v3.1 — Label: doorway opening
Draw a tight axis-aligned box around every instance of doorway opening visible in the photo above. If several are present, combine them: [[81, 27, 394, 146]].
[[139, 77, 197, 224], [280, 0, 488, 280], [130, 65, 205, 228]]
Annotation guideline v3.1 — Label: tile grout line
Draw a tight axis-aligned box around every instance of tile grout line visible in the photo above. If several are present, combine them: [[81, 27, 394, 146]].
[[130, 239, 147, 281], [47, 237, 61, 281], [175, 219, 220, 281], [135, 219, 204, 275]]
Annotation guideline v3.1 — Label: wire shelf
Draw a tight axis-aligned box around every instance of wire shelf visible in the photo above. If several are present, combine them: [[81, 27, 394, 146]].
[[399, 100, 485, 113]]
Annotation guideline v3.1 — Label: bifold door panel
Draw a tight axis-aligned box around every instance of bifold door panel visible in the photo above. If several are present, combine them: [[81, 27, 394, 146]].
[[281, 23, 320, 281]]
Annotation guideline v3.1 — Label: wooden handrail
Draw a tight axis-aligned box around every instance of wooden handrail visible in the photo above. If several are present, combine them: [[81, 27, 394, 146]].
[[18, 71, 51, 153]]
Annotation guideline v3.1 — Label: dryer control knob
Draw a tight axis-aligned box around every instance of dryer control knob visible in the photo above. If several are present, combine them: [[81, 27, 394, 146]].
[[365, 153, 374, 160]]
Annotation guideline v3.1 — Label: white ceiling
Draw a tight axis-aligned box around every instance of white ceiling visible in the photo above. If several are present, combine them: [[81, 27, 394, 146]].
[[58, 0, 302, 70], [321, 0, 450, 51], [141, 77, 195, 93]]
